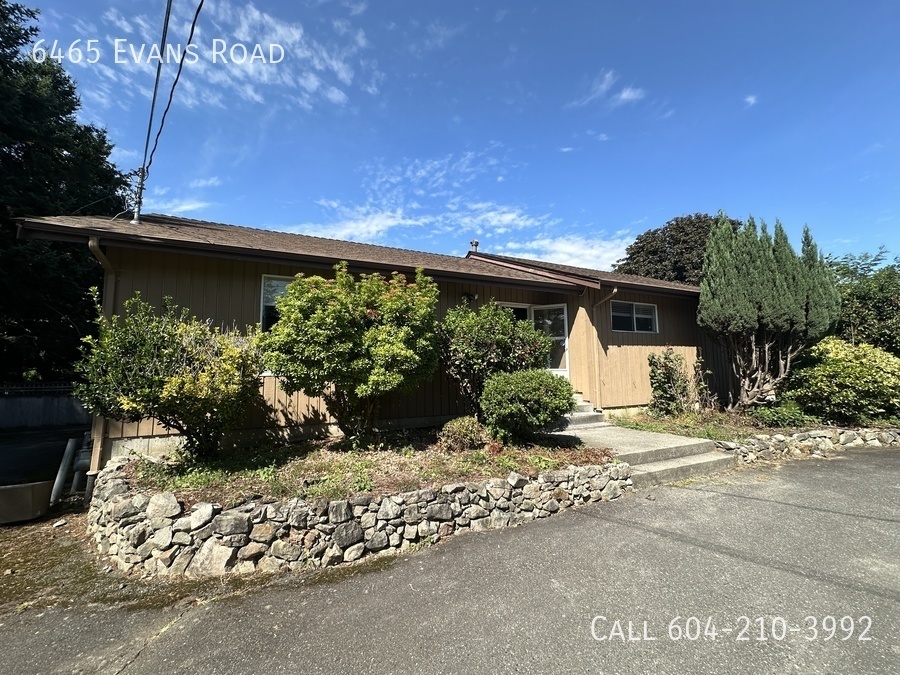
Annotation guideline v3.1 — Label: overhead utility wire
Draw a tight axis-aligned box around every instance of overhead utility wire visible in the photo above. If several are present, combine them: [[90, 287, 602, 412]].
[[145, 0, 206, 179], [132, 0, 174, 224]]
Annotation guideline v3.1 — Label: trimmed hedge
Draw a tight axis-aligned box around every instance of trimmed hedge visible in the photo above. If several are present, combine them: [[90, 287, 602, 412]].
[[480, 369, 575, 442]]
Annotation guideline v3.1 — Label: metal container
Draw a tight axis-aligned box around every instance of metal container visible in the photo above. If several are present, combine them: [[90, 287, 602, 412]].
[[0, 480, 54, 524]]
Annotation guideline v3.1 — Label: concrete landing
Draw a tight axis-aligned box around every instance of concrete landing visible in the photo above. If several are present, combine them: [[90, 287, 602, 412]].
[[552, 424, 737, 487]]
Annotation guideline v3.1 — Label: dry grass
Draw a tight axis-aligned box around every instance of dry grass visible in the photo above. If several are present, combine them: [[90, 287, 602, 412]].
[[129, 429, 612, 509]]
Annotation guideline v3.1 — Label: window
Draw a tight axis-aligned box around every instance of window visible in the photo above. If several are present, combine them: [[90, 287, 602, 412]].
[[499, 302, 530, 321], [260, 276, 292, 331], [498, 302, 569, 375], [611, 301, 658, 333]]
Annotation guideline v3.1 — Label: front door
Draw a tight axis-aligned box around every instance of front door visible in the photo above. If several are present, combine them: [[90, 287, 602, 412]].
[[531, 304, 569, 378]]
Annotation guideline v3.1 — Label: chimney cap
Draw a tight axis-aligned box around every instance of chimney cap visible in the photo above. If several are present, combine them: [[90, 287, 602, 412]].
[[469, 239, 479, 252]]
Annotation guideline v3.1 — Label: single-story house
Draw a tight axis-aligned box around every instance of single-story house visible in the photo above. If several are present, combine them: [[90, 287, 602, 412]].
[[16, 214, 720, 471]]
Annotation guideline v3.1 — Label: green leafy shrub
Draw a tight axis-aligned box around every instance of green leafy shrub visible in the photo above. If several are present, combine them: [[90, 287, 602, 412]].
[[259, 262, 439, 436], [784, 336, 900, 423], [438, 416, 488, 452], [75, 292, 262, 461], [647, 347, 692, 417], [438, 300, 551, 416], [748, 401, 819, 428], [480, 369, 575, 442]]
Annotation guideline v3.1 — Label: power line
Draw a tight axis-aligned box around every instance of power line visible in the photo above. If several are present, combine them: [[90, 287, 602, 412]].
[[132, 0, 174, 223], [145, 0, 206, 181]]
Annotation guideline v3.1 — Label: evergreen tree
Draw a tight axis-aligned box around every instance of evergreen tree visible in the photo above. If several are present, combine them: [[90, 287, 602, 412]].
[[0, 1, 127, 381], [698, 213, 839, 408]]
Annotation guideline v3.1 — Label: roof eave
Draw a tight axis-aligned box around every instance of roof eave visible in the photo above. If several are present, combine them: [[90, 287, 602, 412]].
[[466, 251, 699, 296], [16, 218, 579, 293]]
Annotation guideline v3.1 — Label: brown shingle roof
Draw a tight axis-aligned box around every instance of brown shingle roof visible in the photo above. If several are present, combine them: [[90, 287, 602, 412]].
[[16, 214, 577, 290], [467, 251, 700, 294]]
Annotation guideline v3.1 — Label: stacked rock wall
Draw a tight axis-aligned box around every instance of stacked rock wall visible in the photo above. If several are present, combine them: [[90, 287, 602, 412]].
[[87, 460, 633, 578], [717, 428, 900, 462]]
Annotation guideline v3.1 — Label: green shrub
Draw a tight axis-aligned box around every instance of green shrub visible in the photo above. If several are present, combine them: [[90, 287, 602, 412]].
[[748, 401, 819, 428], [784, 336, 900, 423], [480, 369, 575, 442], [647, 348, 692, 417], [75, 292, 262, 461], [259, 262, 439, 436], [438, 416, 488, 452], [438, 300, 551, 416]]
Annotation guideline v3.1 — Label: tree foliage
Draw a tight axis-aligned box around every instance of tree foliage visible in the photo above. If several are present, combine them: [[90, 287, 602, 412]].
[[74, 293, 263, 460], [0, 1, 128, 381], [698, 213, 840, 409], [828, 248, 900, 357], [480, 369, 575, 442], [785, 337, 900, 424], [647, 348, 692, 417], [613, 213, 742, 285], [259, 262, 439, 436], [438, 300, 551, 417]]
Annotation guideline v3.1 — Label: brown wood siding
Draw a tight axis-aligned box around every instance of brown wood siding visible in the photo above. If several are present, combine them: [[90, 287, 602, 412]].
[[101, 247, 573, 439], [595, 290, 701, 409]]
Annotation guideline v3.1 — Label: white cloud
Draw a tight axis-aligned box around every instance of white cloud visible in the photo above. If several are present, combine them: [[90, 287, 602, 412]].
[[189, 176, 222, 188], [414, 21, 465, 53], [102, 8, 133, 34], [491, 233, 635, 271], [84, 0, 382, 120], [569, 70, 617, 107], [570, 70, 646, 109], [324, 86, 349, 104], [143, 198, 211, 214], [559, 147, 575, 153], [281, 147, 560, 244], [109, 146, 141, 166], [744, 94, 758, 106], [611, 86, 646, 106]]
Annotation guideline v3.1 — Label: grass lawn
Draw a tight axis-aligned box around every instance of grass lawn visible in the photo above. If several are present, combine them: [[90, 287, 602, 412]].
[[128, 428, 612, 510], [608, 410, 818, 443]]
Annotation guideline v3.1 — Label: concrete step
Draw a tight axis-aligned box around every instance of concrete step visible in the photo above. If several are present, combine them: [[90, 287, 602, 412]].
[[613, 438, 716, 466], [630, 451, 738, 488], [563, 411, 607, 428], [574, 402, 594, 413]]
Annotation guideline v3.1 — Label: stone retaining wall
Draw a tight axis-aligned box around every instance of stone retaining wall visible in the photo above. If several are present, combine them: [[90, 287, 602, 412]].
[[87, 460, 633, 578], [717, 428, 900, 463]]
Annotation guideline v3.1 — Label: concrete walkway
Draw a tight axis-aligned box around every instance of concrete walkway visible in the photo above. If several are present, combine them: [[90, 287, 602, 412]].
[[555, 423, 737, 487]]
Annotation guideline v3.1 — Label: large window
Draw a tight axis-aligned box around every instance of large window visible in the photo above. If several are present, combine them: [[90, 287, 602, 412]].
[[260, 276, 292, 331], [611, 301, 658, 333], [500, 302, 569, 375]]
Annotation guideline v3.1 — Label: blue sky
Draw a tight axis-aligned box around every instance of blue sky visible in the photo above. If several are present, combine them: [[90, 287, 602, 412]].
[[33, 0, 900, 268]]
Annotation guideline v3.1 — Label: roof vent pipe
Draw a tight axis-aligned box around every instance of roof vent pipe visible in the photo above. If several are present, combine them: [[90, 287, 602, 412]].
[[470, 239, 479, 252]]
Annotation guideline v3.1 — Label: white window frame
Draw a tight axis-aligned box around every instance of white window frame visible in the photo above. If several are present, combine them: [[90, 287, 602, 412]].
[[260, 275, 294, 331], [531, 303, 569, 378], [610, 300, 659, 334]]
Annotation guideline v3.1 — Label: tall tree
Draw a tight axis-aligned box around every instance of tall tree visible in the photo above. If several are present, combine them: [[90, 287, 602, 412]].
[[828, 248, 900, 357], [0, 1, 127, 381], [613, 212, 742, 285], [698, 214, 840, 408]]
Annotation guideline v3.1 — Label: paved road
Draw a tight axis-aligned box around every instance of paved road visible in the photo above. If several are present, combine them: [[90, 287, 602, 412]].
[[2, 448, 899, 674]]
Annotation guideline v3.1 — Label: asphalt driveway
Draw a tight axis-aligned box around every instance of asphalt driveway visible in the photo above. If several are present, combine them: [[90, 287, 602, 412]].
[[2, 447, 898, 674]]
